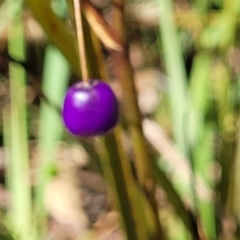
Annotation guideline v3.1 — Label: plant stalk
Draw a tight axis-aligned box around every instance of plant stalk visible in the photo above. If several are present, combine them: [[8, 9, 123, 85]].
[[99, 128, 149, 240], [111, 0, 165, 239], [6, 9, 33, 240]]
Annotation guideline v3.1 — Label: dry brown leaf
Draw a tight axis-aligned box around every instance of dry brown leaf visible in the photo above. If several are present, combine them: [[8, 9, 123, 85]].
[[82, 0, 124, 51]]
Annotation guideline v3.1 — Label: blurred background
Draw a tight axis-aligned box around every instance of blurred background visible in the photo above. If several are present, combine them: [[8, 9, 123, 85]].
[[0, 0, 240, 239]]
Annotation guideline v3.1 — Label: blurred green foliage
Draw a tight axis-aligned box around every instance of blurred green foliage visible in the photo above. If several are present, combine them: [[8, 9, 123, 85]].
[[0, 0, 240, 239]]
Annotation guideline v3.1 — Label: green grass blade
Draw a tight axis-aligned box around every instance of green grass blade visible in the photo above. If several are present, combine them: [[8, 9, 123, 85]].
[[34, 44, 69, 235], [189, 52, 211, 148], [188, 45, 217, 240], [6, 9, 33, 240], [156, 0, 188, 156], [156, 1, 196, 238], [190, 52, 211, 115], [211, 60, 234, 206], [193, 125, 216, 239]]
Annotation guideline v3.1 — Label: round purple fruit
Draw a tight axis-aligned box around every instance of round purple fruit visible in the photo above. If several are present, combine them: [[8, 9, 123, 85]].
[[62, 79, 119, 136]]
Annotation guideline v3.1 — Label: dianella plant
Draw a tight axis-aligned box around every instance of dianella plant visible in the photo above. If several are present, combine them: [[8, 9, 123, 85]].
[[0, 0, 240, 240]]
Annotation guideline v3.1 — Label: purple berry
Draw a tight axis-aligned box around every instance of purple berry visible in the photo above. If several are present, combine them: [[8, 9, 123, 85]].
[[62, 79, 119, 136]]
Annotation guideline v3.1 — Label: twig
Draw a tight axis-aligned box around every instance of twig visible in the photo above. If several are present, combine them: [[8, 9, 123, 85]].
[[73, 0, 89, 82]]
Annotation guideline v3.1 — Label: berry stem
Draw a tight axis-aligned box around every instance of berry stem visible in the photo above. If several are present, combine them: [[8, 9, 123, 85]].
[[73, 0, 89, 82]]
